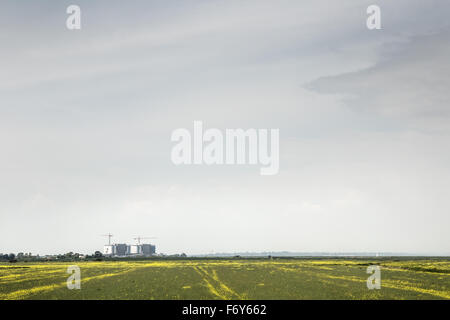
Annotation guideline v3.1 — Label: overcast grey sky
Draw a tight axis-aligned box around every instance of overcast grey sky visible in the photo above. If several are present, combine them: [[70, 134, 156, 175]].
[[1, 0, 449, 255]]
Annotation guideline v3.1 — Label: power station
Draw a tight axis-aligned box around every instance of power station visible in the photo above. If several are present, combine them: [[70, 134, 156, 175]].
[[102, 234, 156, 257]]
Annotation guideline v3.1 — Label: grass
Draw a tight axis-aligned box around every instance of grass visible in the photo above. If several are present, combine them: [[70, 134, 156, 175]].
[[0, 258, 449, 300]]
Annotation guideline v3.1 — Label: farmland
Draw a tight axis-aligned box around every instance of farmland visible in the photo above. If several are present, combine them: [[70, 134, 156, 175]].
[[0, 258, 449, 300]]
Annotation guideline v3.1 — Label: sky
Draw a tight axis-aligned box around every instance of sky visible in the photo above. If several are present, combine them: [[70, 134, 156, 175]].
[[0, 0, 449, 255]]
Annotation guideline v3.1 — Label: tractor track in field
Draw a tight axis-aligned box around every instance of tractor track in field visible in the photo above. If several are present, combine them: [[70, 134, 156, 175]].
[[0, 267, 138, 300], [193, 266, 243, 300]]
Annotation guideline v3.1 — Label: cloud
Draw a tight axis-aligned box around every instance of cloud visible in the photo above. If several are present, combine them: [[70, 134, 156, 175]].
[[308, 31, 450, 130]]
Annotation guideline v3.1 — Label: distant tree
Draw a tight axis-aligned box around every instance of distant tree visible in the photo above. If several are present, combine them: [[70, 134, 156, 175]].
[[8, 253, 16, 262], [180, 253, 187, 257], [93, 251, 102, 261]]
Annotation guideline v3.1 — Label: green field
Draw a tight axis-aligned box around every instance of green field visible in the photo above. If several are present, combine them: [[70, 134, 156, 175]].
[[1, 258, 449, 300]]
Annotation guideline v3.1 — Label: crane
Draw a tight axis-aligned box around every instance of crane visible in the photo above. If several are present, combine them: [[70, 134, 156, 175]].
[[101, 234, 113, 245], [133, 236, 157, 245]]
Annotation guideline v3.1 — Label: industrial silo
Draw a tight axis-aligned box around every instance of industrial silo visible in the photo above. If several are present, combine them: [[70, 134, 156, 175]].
[[129, 244, 141, 255], [141, 244, 156, 256], [103, 245, 115, 256], [114, 244, 128, 256]]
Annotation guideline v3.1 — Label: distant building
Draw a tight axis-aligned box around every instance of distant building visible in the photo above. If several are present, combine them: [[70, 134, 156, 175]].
[[129, 244, 141, 255], [115, 244, 128, 256], [103, 243, 156, 257], [103, 245, 115, 256], [141, 244, 156, 255]]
